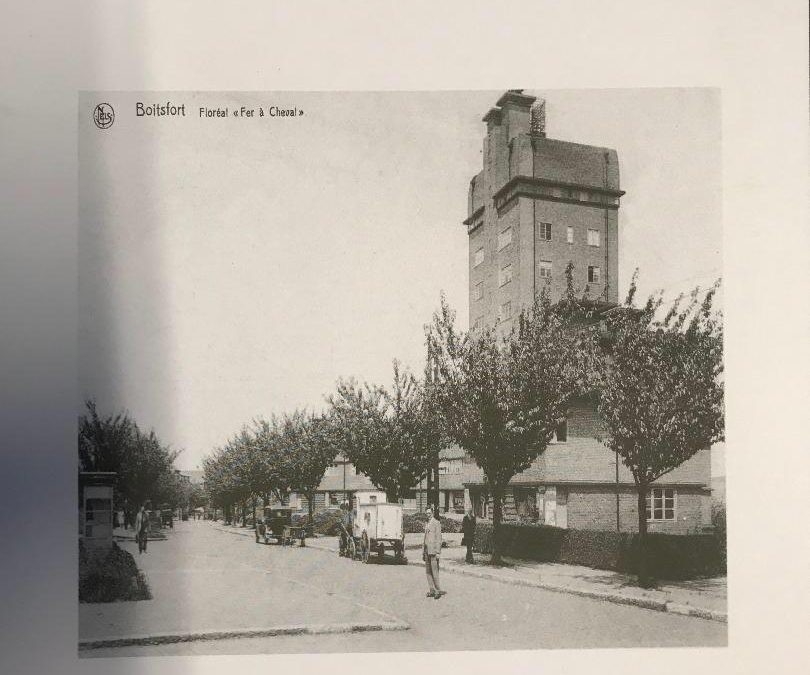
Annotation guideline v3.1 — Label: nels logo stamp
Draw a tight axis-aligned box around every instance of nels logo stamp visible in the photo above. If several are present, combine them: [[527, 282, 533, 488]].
[[93, 103, 115, 129]]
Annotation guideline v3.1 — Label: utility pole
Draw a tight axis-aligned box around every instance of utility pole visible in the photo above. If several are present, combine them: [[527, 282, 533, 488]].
[[615, 450, 621, 532]]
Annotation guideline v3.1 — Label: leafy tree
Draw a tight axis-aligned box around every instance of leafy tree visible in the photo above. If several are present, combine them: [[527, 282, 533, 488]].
[[597, 275, 724, 586], [328, 361, 445, 503], [79, 400, 180, 514], [427, 292, 596, 564], [281, 411, 338, 524]]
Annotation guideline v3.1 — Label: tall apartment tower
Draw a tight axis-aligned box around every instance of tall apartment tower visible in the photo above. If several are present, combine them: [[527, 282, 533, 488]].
[[464, 91, 624, 332]]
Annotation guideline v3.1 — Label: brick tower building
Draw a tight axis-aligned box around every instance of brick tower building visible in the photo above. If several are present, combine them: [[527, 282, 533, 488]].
[[465, 90, 623, 334], [460, 91, 711, 533]]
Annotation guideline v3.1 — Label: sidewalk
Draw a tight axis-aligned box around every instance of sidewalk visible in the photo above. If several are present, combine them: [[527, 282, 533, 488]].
[[281, 528, 726, 623]]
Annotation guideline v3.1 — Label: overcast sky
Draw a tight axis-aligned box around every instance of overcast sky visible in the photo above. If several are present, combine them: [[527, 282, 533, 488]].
[[79, 89, 723, 473]]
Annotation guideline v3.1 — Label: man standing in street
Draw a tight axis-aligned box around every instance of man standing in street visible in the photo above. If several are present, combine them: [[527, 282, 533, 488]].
[[423, 506, 445, 599], [462, 508, 476, 564], [134, 503, 149, 554]]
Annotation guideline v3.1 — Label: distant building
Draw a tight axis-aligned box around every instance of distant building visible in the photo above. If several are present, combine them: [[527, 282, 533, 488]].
[[283, 450, 468, 515], [178, 469, 205, 485], [409, 446, 467, 514], [299, 453, 377, 511]]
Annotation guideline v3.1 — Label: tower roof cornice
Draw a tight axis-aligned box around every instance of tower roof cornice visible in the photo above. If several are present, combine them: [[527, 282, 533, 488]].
[[495, 90, 537, 109]]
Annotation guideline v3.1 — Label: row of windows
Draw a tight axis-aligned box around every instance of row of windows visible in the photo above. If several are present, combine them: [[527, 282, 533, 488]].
[[474, 263, 602, 302], [474, 224, 601, 269], [473, 487, 678, 522]]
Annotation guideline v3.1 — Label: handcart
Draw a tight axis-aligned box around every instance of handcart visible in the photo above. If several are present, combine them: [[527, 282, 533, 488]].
[[343, 490, 407, 564]]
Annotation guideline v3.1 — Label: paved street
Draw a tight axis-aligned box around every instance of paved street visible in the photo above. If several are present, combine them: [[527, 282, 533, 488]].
[[82, 520, 726, 656]]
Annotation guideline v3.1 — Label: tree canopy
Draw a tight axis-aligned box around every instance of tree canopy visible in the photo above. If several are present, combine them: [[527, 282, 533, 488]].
[[79, 400, 181, 509], [427, 286, 597, 562], [328, 360, 445, 503], [596, 273, 724, 586]]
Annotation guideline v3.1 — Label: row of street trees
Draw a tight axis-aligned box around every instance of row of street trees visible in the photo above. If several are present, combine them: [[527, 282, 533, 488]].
[[202, 412, 337, 526], [78, 401, 198, 520], [203, 365, 447, 525], [204, 268, 724, 586]]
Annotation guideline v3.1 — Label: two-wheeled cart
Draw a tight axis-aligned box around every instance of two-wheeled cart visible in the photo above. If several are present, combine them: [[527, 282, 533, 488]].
[[340, 490, 407, 564]]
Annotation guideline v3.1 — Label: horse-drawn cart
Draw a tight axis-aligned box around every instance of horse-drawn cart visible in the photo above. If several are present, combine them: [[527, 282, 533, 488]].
[[339, 490, 407, 564]]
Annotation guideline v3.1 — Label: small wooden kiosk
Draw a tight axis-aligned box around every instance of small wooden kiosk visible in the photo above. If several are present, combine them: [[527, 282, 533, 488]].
[[79, 472, 116, 551]]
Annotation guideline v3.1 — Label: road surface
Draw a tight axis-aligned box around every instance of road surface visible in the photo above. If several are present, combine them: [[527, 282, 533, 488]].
[[81, 519, 726, 656]]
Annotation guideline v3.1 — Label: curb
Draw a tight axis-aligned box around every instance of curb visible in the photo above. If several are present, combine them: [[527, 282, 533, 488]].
[[437, 562, 726, 623], [79, 620, 409, 651], [214, 524, 727, 624]]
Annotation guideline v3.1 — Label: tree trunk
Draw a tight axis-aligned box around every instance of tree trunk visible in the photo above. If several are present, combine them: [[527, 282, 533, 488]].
[[307, 489, 314, 525], [491, 484, 505, 566], [636, 484, 652, 588]]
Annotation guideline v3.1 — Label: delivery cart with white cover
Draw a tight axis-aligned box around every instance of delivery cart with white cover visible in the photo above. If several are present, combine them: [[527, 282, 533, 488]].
[[349, 490, 407, 564]]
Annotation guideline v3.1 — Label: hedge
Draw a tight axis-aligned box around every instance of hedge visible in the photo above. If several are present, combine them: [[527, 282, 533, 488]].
[[403, 512, 462, 534], [292, 509, 345, 535], [472, 522, 725, 581], [79, 541, 151, 603]]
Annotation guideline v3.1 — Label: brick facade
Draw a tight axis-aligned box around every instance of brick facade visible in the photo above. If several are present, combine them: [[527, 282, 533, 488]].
[[467, 90, 623, 335], [462, 394, 712, 532]]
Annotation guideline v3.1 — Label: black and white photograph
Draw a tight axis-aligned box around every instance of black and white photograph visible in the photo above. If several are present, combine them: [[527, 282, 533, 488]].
[[77, 89, 726, 656], [2, 3, 808, 675]]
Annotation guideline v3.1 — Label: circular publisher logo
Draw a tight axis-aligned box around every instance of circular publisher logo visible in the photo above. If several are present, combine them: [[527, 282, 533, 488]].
[[93, 103, 115, 129]]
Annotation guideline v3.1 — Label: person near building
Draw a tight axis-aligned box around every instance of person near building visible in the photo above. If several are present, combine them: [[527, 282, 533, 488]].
[[134, 503, 150, 554], [339, 501, 353, 556], [255, 517, 267, 544], [423, 506, 445, 599], [461, 508, 477, 563]]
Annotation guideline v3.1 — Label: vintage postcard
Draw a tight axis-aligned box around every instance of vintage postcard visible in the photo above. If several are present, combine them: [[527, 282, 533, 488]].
[[77, 89, 726, 658]]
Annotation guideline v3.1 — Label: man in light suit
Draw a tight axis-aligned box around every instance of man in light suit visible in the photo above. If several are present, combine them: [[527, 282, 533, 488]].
[[423, 506, 445, 599]]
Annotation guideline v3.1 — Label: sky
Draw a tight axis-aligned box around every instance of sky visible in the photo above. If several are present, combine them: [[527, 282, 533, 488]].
[[79, 89, 723, 473]]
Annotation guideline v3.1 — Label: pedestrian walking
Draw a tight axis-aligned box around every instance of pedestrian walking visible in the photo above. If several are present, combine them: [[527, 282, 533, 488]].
[[255, 518, 266, 544], [134, 503, 150, 554], [462, 508, 476, 564], [338, 501, 352, 556], [423, 506, 445, 599]]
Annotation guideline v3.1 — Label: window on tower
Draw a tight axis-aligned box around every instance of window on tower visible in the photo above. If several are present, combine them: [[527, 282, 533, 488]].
[[499, 264, 513, 287], [567, 226, 574, 244], [497, 227, 512, 251], [473, 316, 484, 332], [538, 223, 552, 241], [474, 247, 484, 267], [588, 265, 601, 283], [499, 301, 512, 322], [474, 281, 483, 301], [539, 260, 552, 279], [588, 229, 600, 247]]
